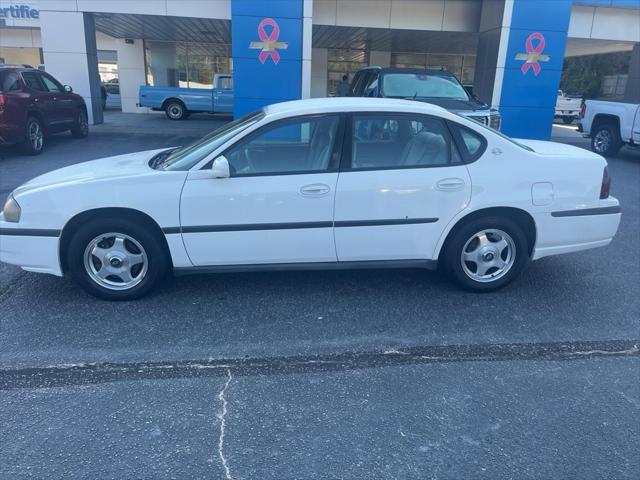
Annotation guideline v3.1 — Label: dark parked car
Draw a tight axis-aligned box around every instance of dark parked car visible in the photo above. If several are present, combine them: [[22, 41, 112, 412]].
[[349, 67, 501, 130], [0, 65, 88, 155]]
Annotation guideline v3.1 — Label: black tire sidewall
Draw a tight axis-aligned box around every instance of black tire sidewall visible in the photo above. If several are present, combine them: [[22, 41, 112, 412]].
[[21, 116, 44, 155], [165, 102, 184, 120], [71, 109, 89, 138], [592, 125, 621, 156], [67, 218, 168, 300], [444, 216, 529, 292]]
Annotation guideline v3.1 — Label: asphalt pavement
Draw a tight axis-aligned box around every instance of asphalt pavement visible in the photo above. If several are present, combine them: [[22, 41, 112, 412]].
[[1, 114, 639, 479]]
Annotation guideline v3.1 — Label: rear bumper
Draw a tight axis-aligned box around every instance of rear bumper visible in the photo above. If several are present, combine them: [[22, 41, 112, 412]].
[[0, 227, 62, 276], [532, 200, 621, 260]]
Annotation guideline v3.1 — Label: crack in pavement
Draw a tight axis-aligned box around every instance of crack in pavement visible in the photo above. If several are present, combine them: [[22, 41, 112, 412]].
[[0, 339, 638, 390], [217, 369, 235, 480]]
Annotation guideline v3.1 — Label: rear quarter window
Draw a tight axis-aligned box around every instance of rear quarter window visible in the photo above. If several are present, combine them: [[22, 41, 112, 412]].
[[447, 122, 487, 162], [0, 72, 21, 92]]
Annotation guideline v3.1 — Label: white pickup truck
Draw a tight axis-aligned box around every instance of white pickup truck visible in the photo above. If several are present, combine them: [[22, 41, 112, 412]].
[[555, 90, 582, 124], [579, 99, 640, 156]]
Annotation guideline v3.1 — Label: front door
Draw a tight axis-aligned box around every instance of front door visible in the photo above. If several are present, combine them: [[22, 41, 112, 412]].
[[180, 114, 343, 266], [334, 112, 472, 261]]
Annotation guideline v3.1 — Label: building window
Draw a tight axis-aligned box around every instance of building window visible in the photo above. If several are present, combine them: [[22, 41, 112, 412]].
[[327, 49, 368, 96], [145, 40, 231, 90]]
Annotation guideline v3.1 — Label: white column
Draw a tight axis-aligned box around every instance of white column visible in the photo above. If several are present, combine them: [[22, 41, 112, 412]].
[[115, 38, 147, 113], [301, 0, 313, 99], [39, 10, 103, 124], [369, 51, 391, 67], [311, 47, 328, 98]]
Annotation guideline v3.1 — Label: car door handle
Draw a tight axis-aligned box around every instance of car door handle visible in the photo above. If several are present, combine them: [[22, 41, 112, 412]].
[[300, 184, 331, 197], [436, 178, 465, 191]]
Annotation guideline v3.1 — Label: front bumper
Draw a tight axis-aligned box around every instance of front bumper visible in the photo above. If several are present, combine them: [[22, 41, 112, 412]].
[[0, 224, 62, 276]]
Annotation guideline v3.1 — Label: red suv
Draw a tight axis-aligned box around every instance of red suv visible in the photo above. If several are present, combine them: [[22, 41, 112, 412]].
[[0, 66, 88, 155]]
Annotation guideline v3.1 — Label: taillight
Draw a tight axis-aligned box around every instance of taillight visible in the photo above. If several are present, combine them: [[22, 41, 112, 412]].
[[579, 101, 586, 118], [0, 94, 5, 113], [600, 166, 610, 199]]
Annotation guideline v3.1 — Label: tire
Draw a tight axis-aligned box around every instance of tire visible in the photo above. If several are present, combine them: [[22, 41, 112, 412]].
[[21, 116, 45, 155], [165, 101, 186, 120], [442, 216, 529, 292], [67, 217, 169, 300], [591, 124, 621, 157], [562, 116, 574, 125], [71, 109, 89, 138]]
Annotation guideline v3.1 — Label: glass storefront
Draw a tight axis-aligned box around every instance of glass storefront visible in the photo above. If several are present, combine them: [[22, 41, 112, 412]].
[[144, 40, 231, 89], [327, 49, 368, 96], [391, 53, 476, 85]]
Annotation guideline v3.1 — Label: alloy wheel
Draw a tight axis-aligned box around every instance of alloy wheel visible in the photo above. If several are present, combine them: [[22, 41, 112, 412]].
[[593, 129, 611, 154], [29, 121, 43, 151], [83, 232, 148, 291], [460, 229, 516, 283]]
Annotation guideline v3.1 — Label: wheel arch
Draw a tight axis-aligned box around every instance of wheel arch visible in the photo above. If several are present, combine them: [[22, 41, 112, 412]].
[[435, 207, 537, 262], [161, 97, 186, 111], [592, 114, 621, 136], [26, 109, 47, 134], [59, 207, 173, 274]]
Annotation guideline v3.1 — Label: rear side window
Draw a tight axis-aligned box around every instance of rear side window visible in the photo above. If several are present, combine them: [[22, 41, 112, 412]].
[[448, 122, 487, 162], [349, 113, 454, 170], [0, 72, 20, 91], [21, 72, 47, 92]]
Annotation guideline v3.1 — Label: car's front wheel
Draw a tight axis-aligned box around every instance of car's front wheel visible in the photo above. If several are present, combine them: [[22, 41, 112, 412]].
[[71, 109, 89, 138], [443, 216, 529, 292], [67, 218, 168, 300]]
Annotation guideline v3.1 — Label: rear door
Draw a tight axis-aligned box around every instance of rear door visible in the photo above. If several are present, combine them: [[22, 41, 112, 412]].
[[334, 112, 472, 261]]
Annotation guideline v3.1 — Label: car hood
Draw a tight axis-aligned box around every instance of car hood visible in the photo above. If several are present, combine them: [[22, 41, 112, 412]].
[[514, 139, 604, 160], [411, 97, 491, 113], [13, 148, 170, 196]]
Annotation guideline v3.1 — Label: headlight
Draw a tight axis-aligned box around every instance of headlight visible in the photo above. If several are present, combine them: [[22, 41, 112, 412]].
[[2, 194, 21, 223]]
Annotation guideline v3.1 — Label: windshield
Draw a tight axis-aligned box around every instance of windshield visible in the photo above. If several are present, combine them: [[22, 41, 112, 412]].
[[382, 73, 469, 100], [457, 113, 534, 152], [155, 111, 265, 170]]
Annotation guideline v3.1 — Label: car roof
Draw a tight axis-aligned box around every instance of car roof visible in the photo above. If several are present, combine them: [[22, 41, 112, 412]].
[[0, 65, 37, 73], [263, 97, 450, 118], [358, 66, 457, 77]]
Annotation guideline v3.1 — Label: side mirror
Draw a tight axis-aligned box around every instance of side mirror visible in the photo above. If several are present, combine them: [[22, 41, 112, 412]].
[[64, 85, 73, 93], [211, 156, 230, 178]]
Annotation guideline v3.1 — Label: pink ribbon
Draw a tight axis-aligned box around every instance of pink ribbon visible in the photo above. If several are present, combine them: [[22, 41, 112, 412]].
[[258, 18, 281, 64], [521, 32, 545, 76]]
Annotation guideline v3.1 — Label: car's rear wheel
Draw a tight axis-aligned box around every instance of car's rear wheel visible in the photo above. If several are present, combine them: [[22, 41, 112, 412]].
[[67, 218, 168, 300], [21, 116, 44, 155], [165, 101, 186, 120], [443, 216, 529, 292], [591, 124, 621, 156], [71, 109, 89, 138]]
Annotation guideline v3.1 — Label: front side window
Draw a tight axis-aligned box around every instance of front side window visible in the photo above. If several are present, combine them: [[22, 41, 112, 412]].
[[351, 114, 453, 169], [21, 72, 47, 92], [224, 115, 340, 176], [158, 111, 264, 170], [40, 74, 62, 93]]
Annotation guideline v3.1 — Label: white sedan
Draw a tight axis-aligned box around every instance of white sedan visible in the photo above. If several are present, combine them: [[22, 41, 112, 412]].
[[0, 98, 621, 300]]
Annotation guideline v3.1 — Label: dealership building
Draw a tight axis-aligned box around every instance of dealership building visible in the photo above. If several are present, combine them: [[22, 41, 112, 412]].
[[1, 0, 639, 139]]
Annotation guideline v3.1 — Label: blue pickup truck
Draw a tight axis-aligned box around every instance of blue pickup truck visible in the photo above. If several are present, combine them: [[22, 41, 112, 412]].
[[138, 74, 233, 120]]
